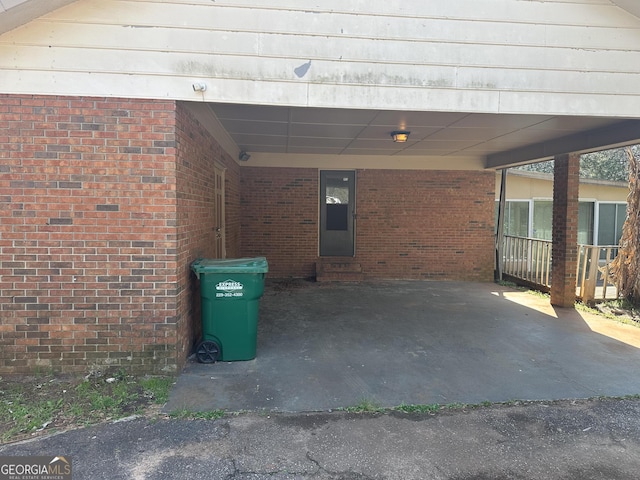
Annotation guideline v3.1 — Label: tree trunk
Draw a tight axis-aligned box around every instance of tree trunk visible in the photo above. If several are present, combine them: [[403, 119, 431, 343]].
[[609, 147, 640, 304]]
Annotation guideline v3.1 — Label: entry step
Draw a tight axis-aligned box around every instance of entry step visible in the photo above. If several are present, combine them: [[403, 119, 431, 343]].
[[315, 258, 363, 282]]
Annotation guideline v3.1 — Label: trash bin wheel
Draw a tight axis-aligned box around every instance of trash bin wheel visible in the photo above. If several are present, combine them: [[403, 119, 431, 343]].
[[196, 340, 221, 364]]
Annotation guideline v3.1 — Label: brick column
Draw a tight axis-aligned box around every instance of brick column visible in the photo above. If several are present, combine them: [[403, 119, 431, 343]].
[[551, 153, 580, 307]]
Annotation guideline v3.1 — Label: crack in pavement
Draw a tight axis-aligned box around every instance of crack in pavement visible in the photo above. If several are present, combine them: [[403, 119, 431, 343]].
[[305, 451, 380, 480]]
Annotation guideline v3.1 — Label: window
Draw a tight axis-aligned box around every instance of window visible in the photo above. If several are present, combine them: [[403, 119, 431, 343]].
[[597, 203, 627, 246], [496, 201, 529, 237], [578, 202, 594, 245], [532, 201, 552, 240], [497, 199, 621, 246]]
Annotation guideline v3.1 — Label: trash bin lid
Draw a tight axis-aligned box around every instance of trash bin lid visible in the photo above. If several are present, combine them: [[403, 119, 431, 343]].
[[191, 257, 268, 277]]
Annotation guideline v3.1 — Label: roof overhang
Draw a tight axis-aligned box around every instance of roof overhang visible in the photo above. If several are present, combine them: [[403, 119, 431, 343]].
[[3, 1, 640, 169], [611, 0, 640, 20], [2, 0, 639, 34], [0, 0, 76, 34], [486, 119, 640, 169]]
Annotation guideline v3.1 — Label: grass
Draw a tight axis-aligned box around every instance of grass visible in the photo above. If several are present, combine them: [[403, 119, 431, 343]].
[[0, 371, 174, 443], [341, 399, 493, 416], [576, 299, 640, 327], [342, 399, 385, 413], [343, 398, 564, 416]]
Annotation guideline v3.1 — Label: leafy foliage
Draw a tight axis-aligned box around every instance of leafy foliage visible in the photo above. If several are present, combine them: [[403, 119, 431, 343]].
[[580, 148, 633, 182], [516, 159, 554, 175], [514, 145, 639, 182]]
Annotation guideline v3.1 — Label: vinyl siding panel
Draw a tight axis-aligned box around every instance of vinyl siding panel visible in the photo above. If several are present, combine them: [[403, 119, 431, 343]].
[[1, 0, 640, 116]]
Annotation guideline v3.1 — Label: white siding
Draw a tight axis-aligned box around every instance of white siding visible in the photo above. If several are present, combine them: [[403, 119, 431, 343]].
[[1, 0, 640, 116]]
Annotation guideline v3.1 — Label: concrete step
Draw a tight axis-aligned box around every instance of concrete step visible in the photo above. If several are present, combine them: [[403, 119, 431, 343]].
[[315, 258, 364, 282]]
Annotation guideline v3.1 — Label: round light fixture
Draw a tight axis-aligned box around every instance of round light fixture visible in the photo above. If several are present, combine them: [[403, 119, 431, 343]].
[[391, 130, 410, 143]]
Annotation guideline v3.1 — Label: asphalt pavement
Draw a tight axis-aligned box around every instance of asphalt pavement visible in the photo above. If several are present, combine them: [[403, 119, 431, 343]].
[[2, 397, 640, 479]]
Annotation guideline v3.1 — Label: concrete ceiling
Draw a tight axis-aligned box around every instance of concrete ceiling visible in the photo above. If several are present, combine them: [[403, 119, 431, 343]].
[[208, 103, 640, 168]]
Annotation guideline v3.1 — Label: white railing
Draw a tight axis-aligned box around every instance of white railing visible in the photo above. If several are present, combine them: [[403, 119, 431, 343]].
[[501, 235, 619, 302], [502, 235, 552, 288], [577, 245, 619, 304]]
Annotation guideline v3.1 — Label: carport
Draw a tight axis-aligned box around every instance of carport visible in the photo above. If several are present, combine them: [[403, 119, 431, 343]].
[[3, 1, 640, 376], [165, 280, 640, 412]]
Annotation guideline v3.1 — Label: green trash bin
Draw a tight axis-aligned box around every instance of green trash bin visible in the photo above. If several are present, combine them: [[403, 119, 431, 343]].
[[191, 257, 268, 363]]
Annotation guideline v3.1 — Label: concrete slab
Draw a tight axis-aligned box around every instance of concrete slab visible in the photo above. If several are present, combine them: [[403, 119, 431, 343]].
[[165, 280, 640, 413]]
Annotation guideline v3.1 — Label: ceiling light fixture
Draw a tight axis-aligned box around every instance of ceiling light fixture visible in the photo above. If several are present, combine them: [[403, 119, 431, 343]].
[[390, 130, 410, 143]]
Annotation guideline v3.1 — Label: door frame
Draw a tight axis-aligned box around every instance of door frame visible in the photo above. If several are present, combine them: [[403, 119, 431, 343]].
[[319, 170, 356, 257], [214, 163, 226, 259]]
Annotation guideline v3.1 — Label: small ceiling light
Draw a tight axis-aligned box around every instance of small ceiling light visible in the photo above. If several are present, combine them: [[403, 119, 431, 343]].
[[238, 151, 251, 161], [391, 130, 410, 143], [192, 82, 207, 92]]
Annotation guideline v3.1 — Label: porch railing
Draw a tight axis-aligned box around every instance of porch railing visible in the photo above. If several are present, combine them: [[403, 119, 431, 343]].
[[502, 235, 552, 288], [501, 235, 619, 303], [576, 244, 619, 303]]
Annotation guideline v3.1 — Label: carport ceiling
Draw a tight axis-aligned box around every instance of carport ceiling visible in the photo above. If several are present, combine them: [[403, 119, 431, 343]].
[[207, 103, 640, 168]]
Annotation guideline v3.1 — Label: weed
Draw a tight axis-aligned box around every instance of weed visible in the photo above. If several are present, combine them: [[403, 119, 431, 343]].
[[526, 289, 550, 299], [343, 399, 384, 413], [0, 386, 65, 441], [577, 300, 640, 327], [1, 374, 175, 444], [140, 377, 174, 404], [618, 393, 640, 401], [444, 402, 467, 410]]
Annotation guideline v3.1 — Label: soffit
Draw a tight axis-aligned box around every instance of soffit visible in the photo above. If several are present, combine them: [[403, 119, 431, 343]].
[[0, 0, 76, 34], [611, 0, 640, 20], [206, 103, 639, 168]]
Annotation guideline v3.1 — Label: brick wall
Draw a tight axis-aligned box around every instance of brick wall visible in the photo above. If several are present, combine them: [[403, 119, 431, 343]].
[[174, 103, 240, 365], [0, 95, 180, 374], [0, 94, 496, 374], [357, 169, 495, 280], [240, 167, 319, 278], [240, 168, 495, 281]]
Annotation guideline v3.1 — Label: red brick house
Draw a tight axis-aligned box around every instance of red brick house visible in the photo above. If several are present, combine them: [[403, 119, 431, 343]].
[[1, 1, 640, 374]]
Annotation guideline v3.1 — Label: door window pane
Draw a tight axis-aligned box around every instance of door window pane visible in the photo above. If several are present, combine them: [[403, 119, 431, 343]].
[[325, 177, 349, 204], [325, 176, 350, 231]]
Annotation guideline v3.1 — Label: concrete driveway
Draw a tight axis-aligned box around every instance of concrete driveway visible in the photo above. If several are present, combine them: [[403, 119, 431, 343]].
[[165, 280, 640, 413]]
